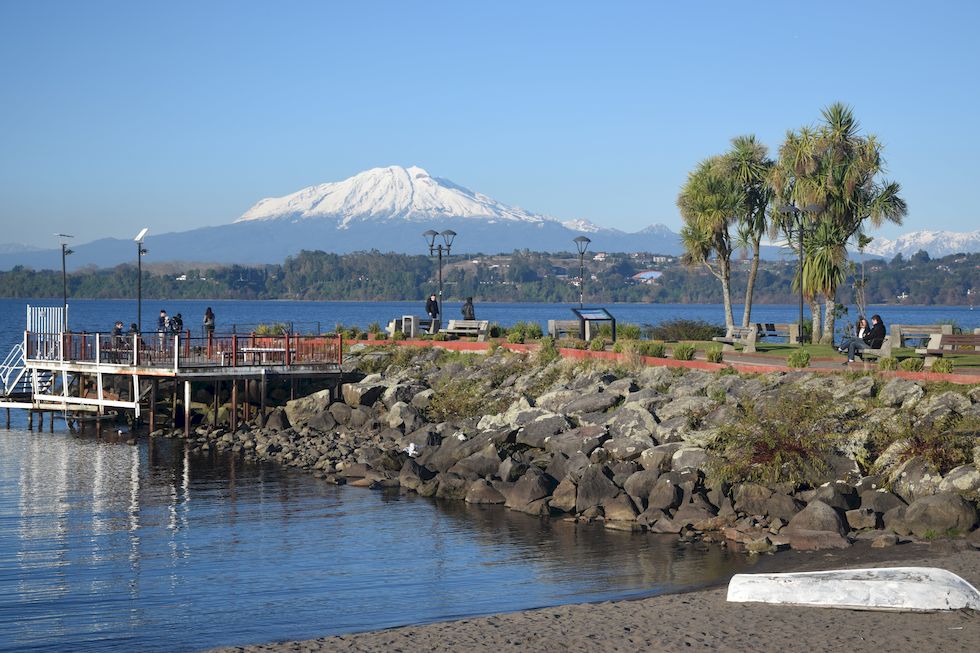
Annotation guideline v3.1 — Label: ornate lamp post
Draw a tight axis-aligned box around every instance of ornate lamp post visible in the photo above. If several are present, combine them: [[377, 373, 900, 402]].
[[573, 236, 591, 308], [55, 233, 73, 332], [778, 203, 822, 343], [134, 228, 148, 333], [423, 229, 457, 318]]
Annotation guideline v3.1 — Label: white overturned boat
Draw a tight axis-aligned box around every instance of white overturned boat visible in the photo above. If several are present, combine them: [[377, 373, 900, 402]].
[[727, 567, 980, 612]]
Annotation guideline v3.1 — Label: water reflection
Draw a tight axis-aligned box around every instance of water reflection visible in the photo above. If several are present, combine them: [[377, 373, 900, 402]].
[[0, 432, 753, 653]]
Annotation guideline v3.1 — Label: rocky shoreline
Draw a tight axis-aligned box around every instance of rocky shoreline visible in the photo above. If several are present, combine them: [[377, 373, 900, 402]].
[[158, 345, 980, 554]]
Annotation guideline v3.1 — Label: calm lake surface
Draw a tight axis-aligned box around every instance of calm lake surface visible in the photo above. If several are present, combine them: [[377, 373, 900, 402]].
[[0, 431, 755, 652]]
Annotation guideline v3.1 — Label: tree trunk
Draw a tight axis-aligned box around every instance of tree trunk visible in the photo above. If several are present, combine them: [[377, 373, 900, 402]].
[[741, 239, 761, 328], [720, 259, 734, 330], [809, 298, 821, 343], [822, 293, 837, 344]]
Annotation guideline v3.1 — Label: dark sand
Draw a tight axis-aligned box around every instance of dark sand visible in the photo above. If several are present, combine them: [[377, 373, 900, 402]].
[[211, 542, 979, 653]]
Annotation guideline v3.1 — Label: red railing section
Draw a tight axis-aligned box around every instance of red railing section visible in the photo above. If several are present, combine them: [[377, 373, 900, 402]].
[[24, 332, 342, 369]]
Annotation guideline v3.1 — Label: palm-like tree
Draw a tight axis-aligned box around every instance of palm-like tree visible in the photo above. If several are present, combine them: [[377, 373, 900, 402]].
[[774, 103, 907, 343], [678, 157, 744, 329], [723, 135, 774, 327]]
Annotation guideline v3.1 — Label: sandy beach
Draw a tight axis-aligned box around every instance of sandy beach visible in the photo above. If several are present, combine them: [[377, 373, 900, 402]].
[[210, 541, 979, 653]]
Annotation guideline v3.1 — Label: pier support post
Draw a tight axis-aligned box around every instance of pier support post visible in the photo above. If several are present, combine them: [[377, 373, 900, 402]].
[[50, 413, 54, 432], [37, 411, 42, 431], [149, 379, 158, 432], [260, 373, 267, 419], [171, 379, 178, 429], [230, 379, 238, 433], [213, 380, 220, 429], [183, 380, 191, 438]]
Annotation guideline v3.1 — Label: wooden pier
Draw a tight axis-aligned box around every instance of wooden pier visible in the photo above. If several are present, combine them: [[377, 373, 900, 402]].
[[1, 323, 344, 436]]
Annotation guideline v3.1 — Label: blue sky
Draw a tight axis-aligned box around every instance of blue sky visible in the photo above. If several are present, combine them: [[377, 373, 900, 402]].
[[1, 1, 977, 248]]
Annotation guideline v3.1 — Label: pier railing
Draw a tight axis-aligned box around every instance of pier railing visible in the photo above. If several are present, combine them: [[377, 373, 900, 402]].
[[24, 332, 343, 370]]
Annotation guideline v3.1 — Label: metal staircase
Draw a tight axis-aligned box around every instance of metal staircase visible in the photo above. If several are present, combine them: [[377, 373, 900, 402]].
[[0, 343, 55, 401]]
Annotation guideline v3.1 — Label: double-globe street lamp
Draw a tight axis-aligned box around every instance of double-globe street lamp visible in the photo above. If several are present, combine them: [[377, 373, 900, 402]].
[[56, 233, 74, 332], [135, 228, 149, 333], [573, 236, 591, 309], [422, 229, 457, 320], [777, 203, 822, 344]]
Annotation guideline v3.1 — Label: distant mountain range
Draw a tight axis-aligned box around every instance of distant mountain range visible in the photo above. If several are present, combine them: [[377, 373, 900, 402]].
[[0, 165, 975, 270], [861, 230, 980, 259]]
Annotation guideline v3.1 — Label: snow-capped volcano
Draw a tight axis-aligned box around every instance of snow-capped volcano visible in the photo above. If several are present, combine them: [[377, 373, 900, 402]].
[[237, 165, 601, 231], [863, 229, 980, 258]]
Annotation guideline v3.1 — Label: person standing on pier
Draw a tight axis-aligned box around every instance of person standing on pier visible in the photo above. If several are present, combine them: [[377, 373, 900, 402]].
[[157, 310, 169, 351], [425, 293, 440, 333], [461, 297, 475, 320], [204, 307, 215, 340], [171, 313, 183, 335]]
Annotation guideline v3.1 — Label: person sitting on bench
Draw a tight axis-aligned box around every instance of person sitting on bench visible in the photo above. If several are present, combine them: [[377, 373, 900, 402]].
[[841, 314, 885, 364]]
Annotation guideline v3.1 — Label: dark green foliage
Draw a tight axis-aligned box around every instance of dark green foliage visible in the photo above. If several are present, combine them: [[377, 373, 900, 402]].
[[705, 345, 724, 363], [588, 337, 606, 351], [787, 348, 810, 368], [707, 391, 841, 484], [672, 343, 696, 360], [648, 319, 725, 342], [929, 359, 953, 374], [877, 356, 898, 370], [871, 414, 977, 476], [899, 357, 924, 372]]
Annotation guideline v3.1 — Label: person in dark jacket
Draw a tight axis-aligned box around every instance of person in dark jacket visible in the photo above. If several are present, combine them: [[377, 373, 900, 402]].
[[157, 310, 168, 351], [171, 313, 183, 335], [461, 297, 475, 320], [843, 313, 886, 363], [425, 294, 439, 320], [204, 307, 215, 339]]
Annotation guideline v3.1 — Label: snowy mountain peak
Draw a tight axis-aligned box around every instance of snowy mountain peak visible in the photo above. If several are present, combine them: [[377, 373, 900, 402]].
[[863, 229, 980, 258], [236, 165, 554, 228]]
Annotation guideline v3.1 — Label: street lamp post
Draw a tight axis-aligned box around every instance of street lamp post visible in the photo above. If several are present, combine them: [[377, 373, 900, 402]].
[[778, 203, 821, 344], [423, 229, 457, 319], [55, 234, 73, 332], [134, 228, 148, 333], [573, 236, 591, 309]]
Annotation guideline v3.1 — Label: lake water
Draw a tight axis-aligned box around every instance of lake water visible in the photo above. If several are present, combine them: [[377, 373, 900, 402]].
[[0, 431, 754, 652], [1, 298, 977, 347]]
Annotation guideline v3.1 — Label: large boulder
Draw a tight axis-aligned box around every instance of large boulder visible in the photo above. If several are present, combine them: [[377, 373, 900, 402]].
[[449, 443, 501, 480], [889, 455, 942, 503], [877, 378, 924, 409], [914, 390, 972, 416], [386, 401, 421, 432], [903, 493, 978, 537], [602, 494, 639, 521], [938, 464, 980, 500], [623, 469, 661, 510], [342, 380, 385, 407], [398, 459, 436, 492], [860, 489, 906, 514], [639, 443, 684, 472], [382, 382, 427, 409], [604, 404, 658, 441], [563, 392, 621, 415], [647, 477, 684, 512], [516, 414, 571, 449], [671, 446, 709, 471], [464, 479, 506, 504], [550, 477, 577, 512], [655, 396, 716, 423], [733, 483, 773, 516], [544, 425, 609, 457], [575, 464, 620, 513], [765, 493, 803, 522], [264, 407, 290, 431], [505, 470, 558, 511], [787, 500, 846, 536], [284, 388, 333, 427], [811, 481, 859, 511], [604, 437, 654, 462]]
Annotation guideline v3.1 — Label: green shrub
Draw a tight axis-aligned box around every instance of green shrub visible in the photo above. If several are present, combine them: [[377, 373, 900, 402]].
[[507, 331, 525, 344], [899, 357, 924, 372], [557, 338, 587, 350], [672, 343, 696, 361], [705, 345, 724, 364], [787, 348, 810, 368], [589, 337, 607, 352], [536, 337, 560, 365], [392, 331, 407, 341], [619, 323, 642, 340], [930, 359, 954, 374], [707, 390, 840, 485], [367, 321, 382, 334], [718, 365, 738, 376], [373, 333, 388, 340], [648, 319, 725, 342], [637, 341, 666, 358], [877, 356, 898, 371], [254, 322, 289, 336], [432, 333, 447, 341], [870, 414, 977, 476], [488, 322, 503, 338]]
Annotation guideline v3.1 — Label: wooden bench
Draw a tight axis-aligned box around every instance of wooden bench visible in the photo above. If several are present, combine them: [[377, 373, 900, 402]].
[[754, 322, 800, 344], [442, 319, 490, 341], [856, 335, 893, 361], [891, 323, 953, 348], [712, 325, 758, 353], [548, 319, 582, 339], [915, 333, 980, 368]]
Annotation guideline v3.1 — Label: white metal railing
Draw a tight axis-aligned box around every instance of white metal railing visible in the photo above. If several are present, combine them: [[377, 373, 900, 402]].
[[0, 343, 27, 395]]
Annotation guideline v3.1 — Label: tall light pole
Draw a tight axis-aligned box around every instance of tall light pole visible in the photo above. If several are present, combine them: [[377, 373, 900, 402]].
[[135, 228, 148, 333], [423, 229, 456, 318], [778, 203, 821, 343], [573, 236, 591, 309], [55, 233, 73, 332]]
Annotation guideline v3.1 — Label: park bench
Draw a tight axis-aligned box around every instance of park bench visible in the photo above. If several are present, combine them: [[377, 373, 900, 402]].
[[914, 333, 980, 368], [385, 316, 439, 338], [442, 319, 490, 341], [548, 319, 582, 340], [890, 323, 953, 348], [753, 322, 800, 344], [712, 325, 759, 353], [856, 335, 893, 362]]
